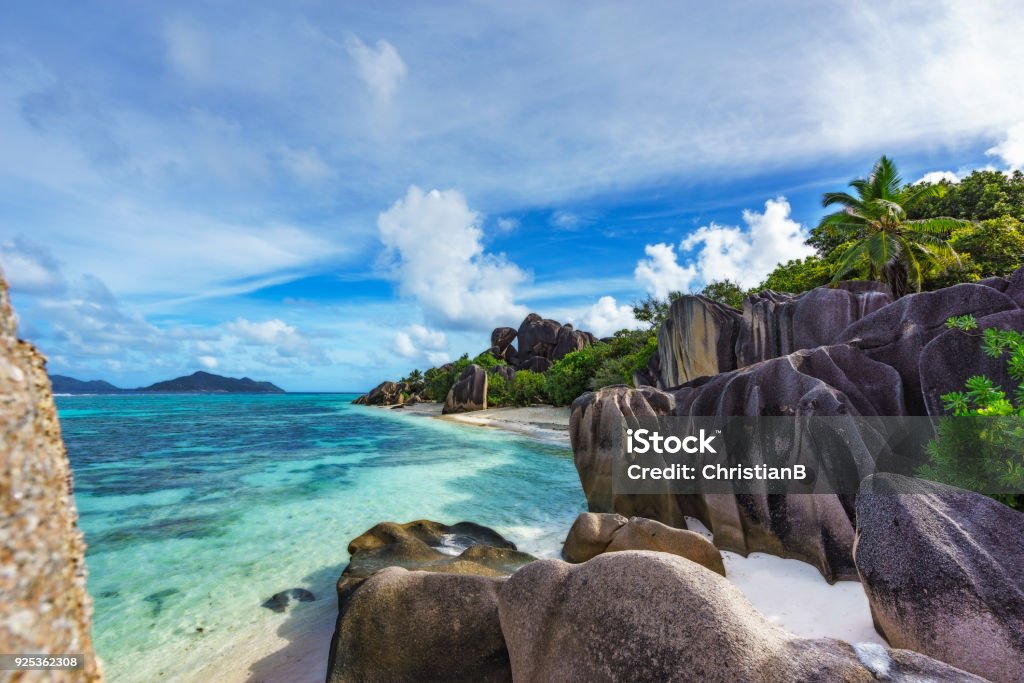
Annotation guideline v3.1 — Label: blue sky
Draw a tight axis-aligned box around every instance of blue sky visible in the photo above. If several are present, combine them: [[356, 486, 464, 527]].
[[2, 1, 1024, 391]]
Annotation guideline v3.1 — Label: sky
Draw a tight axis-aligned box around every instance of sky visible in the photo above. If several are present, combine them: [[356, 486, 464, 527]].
[[2, 1, 1024, 391]]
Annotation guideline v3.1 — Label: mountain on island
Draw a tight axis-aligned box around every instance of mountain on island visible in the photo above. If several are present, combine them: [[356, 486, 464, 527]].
[[50, 375, 122, 394], [49, 371, 285, 394]]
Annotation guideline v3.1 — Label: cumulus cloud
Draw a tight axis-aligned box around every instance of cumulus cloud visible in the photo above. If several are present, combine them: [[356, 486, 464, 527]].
[[496, 217, 520, 233], [915, 170, 960, 185], [550, 211, 581, 231], [378, 186, 528, 330], [575, 296, 637, 337], [393, 324, 449, 366], [345, 34, 407, 103], [987, 122, 1024, 170], [197, 355, 218, 369], [635, 197, 813, 294], [0, 236, 68, 295], [634, 243, 698, 299]]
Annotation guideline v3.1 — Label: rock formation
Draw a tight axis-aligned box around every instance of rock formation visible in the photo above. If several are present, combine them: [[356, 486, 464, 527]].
[[352, 380, 405, 406], [562, 513, 725, 575], [329, 567, 511, 683], [498, 551, 983, 682], [443, 364, 488, 414], [856, 474, 1024, 682], [326, 520, 533, 682], [657, 295, 742, 388], [0, 274, 101, 680]]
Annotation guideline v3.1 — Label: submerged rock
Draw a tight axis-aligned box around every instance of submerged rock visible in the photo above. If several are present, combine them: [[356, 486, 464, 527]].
[[856, 474, 1024, 682], [443, 364, 488, 414], [329, 567, 511, 683], [498, 551, 982, 682], [0, 274, 101, 680], [563, 513, 725, 575], [261, 588, 315, 613]]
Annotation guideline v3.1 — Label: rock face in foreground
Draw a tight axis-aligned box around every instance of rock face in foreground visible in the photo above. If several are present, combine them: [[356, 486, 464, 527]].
[[856, 474, 1024, 682], [443, 364, 488, 414], [0, 275, 101, 680], [657, 296, 742, 388], [329, 567, 510, 683], [562, 512, 725, 576], [498, 552, 983, 683], [327, 520, 533, 682]]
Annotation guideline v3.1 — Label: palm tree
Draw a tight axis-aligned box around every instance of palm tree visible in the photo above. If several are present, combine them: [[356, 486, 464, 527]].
[[819, 156, 969, 298]]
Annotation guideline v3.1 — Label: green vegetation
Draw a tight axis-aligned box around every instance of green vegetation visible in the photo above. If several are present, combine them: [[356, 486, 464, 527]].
[[759, 165, 1024, 296], [918, 315, 1024, 511], [698, 279, 745, 308]]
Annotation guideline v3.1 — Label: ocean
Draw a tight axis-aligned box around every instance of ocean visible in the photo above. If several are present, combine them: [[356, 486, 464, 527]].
[[56, 393, 586, 682]]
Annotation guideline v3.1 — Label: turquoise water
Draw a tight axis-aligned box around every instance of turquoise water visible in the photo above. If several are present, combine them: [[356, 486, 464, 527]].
[[57, 394, 586, 682]]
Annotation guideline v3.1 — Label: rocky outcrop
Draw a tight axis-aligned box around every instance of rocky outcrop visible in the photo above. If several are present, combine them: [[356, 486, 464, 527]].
[[443, 364, 488, 414], [836, 283, 1018, 414], [563, 513, 725, 575], [552, 324, 594, 361], [516, 313, 562, 364], [329, 567, 511, 683], [735, 283, 892, 368], [353, 380, 406, 406], [498, 551, 983, 682], [856, 474, 1024, 682], [920, 308, 1024, 418], [496, 314, 597, 371], [571, 343, 908, 582], [327, 520, 532, 682], [657, 295, 742, 388], [0, 275, 101, 680]]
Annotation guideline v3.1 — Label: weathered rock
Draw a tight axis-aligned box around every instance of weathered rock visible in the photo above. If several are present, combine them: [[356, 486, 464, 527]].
[[499, 551, 983, 683], [1006, 265, 1024, 307], [736, 284, 892, 368], [563, 512, 725, 575], [490, 326, 517, 352], [633, 350, 661, 388], [920, 309, 1024, 418], [836, 283, 1018, 414], [329, 568, 511, 683], [856, 474, 1024, 682], [657, 295, 742, 388], [0, 274, 101, 680], [521, 355, 552, 373], [552, 324, 591, 361], [261, 587, 316, 613], [443, 364, 488, 414], [489, 364, 516, 384], [516, 313, 562, 363], [356, 380, 404, 406], [327, 520, 532, 682], [571, 345, 908, 582]]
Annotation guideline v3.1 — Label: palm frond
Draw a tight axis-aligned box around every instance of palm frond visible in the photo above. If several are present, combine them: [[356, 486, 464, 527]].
[[829, 240, 871, 284], [905, 217, 974, 234], [870, 156, 903, 198], [822, 191, 865, 210], [899, 182, 946, 209]]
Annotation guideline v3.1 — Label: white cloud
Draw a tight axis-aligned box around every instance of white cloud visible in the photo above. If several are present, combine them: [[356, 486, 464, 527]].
[[574, 296, 637, 337], [635, 197, 813, 295], [377, 186, 528, 330], [550, 211, 581, 231], [227, 317, 302, 346], [393, 324, 449, 366], [0, 236, 68, 295], [634, 243, 698, 299], [345, 34, 407, 103], [279, 146, 333, 183], [987, 122, 1024, 171], [496, 217, 520, 233], [197, 355, 219, 369], [915, 170, 960, 185]]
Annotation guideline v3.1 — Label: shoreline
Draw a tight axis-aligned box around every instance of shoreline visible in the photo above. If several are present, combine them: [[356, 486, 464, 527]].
[[380, 401, 573, 445]]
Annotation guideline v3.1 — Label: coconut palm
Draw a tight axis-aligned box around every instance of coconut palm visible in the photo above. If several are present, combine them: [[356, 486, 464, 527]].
[[819, 156, 969, 298]]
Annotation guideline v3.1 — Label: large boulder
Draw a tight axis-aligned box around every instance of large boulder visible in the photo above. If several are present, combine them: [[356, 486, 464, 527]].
[[572, 344, 908, 582], [355, 380, 404, 406], [836, 283, 1018, 414], [920, 309, 1024, 418], [657, 295, 742, 388], [490, 326, 517, 352], [736, 284, 892, 368], [329, 567, 511, 683], [0, 275, 101, 680], [552, 324, 592, 361], [855, 474, 1024, 682], [516, 313, 562, 363], [327, 520, 533, 682], [498, 551, 983, 682], [1006, 265, 1024, 307], [563, 512, 725, 575], [443, 364, 488, 414], [520, 356, 552, 373]]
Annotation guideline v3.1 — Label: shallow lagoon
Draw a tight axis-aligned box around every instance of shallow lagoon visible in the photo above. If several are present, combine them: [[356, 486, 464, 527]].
[[58, 393, 586, 682]]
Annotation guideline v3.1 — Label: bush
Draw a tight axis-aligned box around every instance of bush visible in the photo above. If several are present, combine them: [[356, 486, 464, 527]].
[[424, 354, 470, 401], [699, 279, 746, 308], [757, 255, 832, 294], [917, 316, 1024, 511], [590, 329, 658, 389], [509, 370, 548, 406], [546, 346, 604, 406]]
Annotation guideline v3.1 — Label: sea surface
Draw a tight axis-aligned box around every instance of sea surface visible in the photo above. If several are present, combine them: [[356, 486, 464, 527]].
[[56, 393, 586, 682]]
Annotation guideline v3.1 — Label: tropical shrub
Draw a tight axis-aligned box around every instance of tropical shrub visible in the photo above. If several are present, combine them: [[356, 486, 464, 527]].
[[918, 315, 1024, 511], [545, 346, 604, 406], [509, 370, 548, 406], [698, 279, 746, 308], [424, 354, 470, 401]]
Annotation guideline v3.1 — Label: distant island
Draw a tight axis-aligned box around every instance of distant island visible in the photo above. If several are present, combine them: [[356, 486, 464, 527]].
[[50, 371, 285, 394]]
